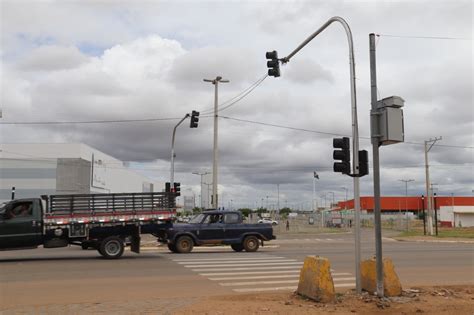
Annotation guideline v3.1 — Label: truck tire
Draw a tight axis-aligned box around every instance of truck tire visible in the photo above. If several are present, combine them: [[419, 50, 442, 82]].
[[231, 244, 244, 252], [99, 236, 124, 259], [243, 236, 259, 252], [168, 243, 178, 253], [175, 235, 193, 253]]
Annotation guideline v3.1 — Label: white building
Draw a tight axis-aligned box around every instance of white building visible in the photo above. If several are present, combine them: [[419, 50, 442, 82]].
[[0, 143, 161, 202], [440, 206, 474, 227]]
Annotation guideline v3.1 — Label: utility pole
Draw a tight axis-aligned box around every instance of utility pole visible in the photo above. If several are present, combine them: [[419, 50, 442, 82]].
[[203, 76, 229, 209], [192, 171, 211, 210], [170, 114, 190, 188], [424, 137, 442, 235]]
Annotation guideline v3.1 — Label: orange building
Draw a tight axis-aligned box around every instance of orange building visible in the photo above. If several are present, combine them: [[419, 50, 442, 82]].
[[336, 196, 474, 213]]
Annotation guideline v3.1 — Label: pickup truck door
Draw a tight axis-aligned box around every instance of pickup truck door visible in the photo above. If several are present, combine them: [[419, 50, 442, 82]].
[[222, 213, 242, 240], [0, 200, 43, 249], [199, 214, 225, 242]]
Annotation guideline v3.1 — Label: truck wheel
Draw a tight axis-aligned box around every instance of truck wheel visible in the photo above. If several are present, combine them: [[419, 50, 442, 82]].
[[168, 243, 178, 253], [175, 236, 193, 253], [99, 236, 124, 259], [243, 236, 260, 252], [231, 244, 244, 252]]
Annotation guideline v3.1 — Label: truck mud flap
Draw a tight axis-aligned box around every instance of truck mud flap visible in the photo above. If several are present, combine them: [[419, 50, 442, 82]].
[[131, 235, 140, 254]]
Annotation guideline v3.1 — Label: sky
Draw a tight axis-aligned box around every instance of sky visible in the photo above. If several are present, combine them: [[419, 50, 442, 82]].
[[1, 0, 473, 210]]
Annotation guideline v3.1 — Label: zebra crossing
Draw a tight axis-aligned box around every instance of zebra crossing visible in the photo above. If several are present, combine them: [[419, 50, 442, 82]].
[[171, 254, 355, 293]]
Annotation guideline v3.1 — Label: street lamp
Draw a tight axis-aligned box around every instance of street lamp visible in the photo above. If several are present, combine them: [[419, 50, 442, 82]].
[[398, 179, 415, 213], [327, 192, 335, 208], [192, 171, 211, 210], [203, 76, 229, 209]]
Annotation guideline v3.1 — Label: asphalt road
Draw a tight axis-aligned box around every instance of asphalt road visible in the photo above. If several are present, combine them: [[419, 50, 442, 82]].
[[1, 229, 473, 311]]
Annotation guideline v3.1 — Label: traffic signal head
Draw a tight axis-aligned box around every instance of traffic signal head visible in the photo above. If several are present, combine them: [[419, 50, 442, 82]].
[[190, 110, 200, 128], [333, 137, 351, 175], [173, 182, 181, 196], [358, 150, 369, 177], [165, 182, 171, 193], [266, 50, 280, 77]]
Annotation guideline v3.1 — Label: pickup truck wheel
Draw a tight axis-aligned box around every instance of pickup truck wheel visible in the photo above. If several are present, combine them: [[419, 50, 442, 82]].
[[99, 236, 124, 259], [168, 243, 178, 253], [243, 236, 260, 252], [231, 244, 244, 252], [175, 236, 193, 253]]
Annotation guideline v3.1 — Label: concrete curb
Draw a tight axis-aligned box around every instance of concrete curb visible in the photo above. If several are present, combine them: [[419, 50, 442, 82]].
[[391, 238, 474, 244]]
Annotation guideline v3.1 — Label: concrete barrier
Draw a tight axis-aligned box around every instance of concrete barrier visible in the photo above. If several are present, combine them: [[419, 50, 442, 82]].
[[360, 257, 402, 296], [297, 256, 335, 302]]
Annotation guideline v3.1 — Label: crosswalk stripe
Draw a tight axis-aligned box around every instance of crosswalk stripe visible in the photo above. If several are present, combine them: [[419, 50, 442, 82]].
[[199, 270, 300, 276], [233, 283, 355, 293], [192, 266, 300, 272], [221, 280, 298, 286], [210, 274, 298, 281], [177, 259, 296, 265], [185, 262, 302, 268], [172, 256, 283, 262]]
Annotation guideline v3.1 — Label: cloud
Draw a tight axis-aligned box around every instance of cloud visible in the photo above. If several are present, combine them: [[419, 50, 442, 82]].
[[16, 45, 89, 71], [284, 58, 334, 84]]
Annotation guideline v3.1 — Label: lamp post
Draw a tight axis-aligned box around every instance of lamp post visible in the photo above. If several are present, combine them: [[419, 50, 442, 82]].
[[398, 179, 415, 213], [170, 114, 190, 188], [341, 187, 348, 210], [192, 171, 211, 210], [327, 192, 335, 209], [203, 76, 229, 209]]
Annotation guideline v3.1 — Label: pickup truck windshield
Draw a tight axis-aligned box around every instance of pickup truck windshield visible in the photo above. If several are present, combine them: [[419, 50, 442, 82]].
[[188, 213, 205, 224]]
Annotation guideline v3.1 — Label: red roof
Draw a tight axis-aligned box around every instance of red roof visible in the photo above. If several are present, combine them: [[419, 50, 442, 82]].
[[336, 196, 474, 212]]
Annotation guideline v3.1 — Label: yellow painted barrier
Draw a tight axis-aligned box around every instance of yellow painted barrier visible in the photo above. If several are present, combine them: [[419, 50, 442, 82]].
[[360, 257, 402, 296], [297, 256, 335, 302]]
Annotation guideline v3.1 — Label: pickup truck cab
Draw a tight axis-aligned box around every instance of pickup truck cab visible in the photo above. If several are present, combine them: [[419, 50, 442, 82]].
[[161, 210, 275, 253]]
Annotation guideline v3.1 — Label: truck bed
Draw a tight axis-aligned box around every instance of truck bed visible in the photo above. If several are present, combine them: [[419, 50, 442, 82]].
[[43, 192, 176, 227]]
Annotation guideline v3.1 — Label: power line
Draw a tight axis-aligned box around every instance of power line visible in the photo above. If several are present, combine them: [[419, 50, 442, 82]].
[[376, 34, 472, 41], [0, 117, 182, 125], [220, 115, 474, 149], [200, 74, 268, 115]]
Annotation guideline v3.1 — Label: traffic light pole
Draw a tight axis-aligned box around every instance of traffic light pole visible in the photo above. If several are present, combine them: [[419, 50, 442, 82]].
[[369, 33, 384, 297], [282, 16, 362, 293], [170, 114, 190, 189]]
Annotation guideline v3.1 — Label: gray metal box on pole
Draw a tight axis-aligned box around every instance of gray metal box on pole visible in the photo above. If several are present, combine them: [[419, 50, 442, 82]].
[[376, 96, 405, 145]]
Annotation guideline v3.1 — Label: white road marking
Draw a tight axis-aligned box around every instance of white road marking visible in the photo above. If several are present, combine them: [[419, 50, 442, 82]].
[[192, 266, 301, 272], [177, 259, 296, 265], [210, 274, 299, 281], [185, 262, 303, 268], [172, 256, 283, 262], [199, 270, 301, 276], [221, 280, 299, 286], [233, 283, 355, 293]]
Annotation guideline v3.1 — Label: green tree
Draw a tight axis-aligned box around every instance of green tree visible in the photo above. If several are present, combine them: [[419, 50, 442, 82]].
[[238, 208, 252, 217]]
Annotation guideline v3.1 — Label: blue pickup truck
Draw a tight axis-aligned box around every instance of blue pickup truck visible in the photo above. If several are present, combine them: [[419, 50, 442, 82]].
[[158, 210, 276, 253]]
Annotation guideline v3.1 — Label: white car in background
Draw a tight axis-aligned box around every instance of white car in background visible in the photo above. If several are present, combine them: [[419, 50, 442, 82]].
[[257, 218, 279, 225]]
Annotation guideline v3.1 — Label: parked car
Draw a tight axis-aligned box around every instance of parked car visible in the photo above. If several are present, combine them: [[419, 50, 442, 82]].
[[258, 218, 279, 225]]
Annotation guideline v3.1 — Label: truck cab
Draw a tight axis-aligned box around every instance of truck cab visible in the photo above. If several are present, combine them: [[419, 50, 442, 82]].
[[0, 199, 43, 249]]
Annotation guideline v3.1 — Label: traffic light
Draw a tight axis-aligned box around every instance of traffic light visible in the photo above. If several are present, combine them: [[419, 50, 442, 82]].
[[333, 137, 351, 175], [165, 182, 171, 192], [173, 182, 181, 196], [358, 150, 369, 177], [190, 110, 200, 128], [266, 50, 280, 77]]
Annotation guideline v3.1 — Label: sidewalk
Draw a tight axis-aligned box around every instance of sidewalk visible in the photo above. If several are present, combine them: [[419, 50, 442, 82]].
[[392, 235, 474, 244]]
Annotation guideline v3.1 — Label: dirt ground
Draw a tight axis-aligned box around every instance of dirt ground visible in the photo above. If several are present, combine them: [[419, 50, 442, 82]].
[[175, 285, 474, 315]]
